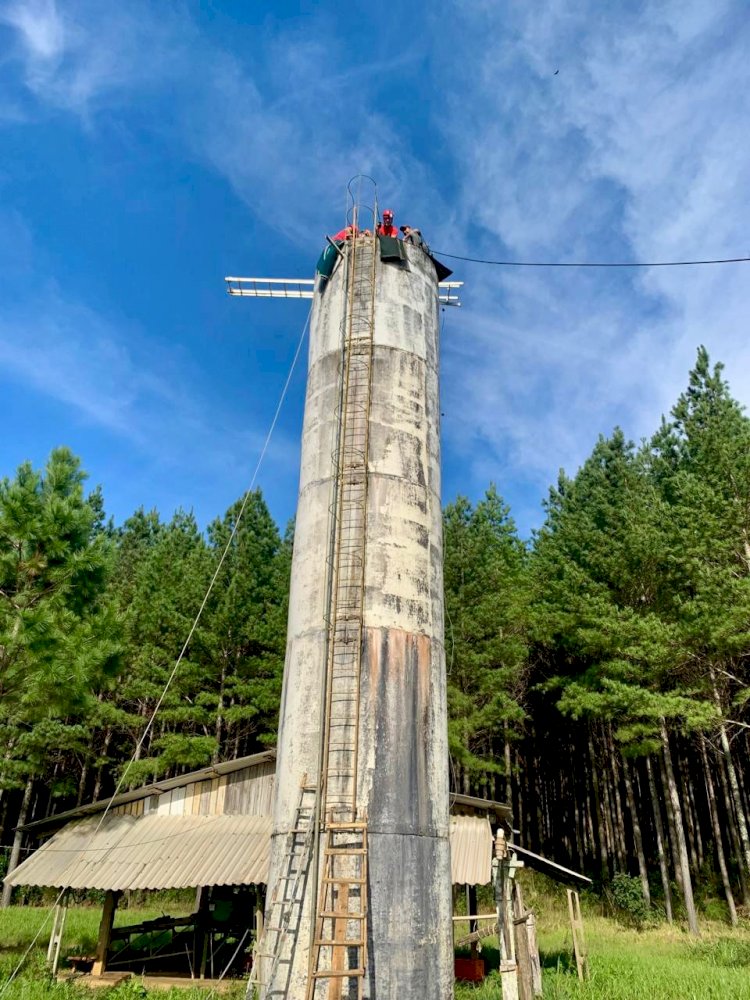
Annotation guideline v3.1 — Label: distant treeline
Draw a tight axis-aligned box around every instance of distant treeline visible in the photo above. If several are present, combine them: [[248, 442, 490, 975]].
[[1, 346, 749, 929]]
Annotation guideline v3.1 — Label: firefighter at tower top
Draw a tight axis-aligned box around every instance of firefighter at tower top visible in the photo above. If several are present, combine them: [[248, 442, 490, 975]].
[[400, 224, 426, 249], [330, 224, 357, 242], [377, 209, 399, 238]]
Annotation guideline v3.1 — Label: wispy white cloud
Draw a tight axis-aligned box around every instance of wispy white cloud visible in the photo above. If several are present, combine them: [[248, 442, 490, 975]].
[[0, 0, 185, 116], [1, 0, 65, 61], [431, 1, 750, 529], [174, 34, 437, 240], [3, 0, 749, 535], [0, 212, 299, 493], [1, 1, 440, 238], [0, 294, 171, 439]]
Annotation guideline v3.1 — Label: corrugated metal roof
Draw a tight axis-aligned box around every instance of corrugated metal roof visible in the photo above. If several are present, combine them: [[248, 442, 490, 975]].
[[6, 813, 272, 890], [450, 793, 512, 826], [449, 815, 493, 885], [10, 806, 498, 891]]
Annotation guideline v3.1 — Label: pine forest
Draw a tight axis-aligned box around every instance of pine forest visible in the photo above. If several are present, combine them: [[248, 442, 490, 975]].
[[3, 346, 750, 931]]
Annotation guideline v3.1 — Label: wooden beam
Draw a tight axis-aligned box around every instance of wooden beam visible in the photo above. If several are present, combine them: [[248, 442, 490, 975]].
[[194, 885, 211, 980], [46, 892, 69, 974], [512, 882, 534, 1000], [467, 884, 479, 959], [91, 890, 120, 977], [566, 888, 589, 981], [526, 911, 542, 997]]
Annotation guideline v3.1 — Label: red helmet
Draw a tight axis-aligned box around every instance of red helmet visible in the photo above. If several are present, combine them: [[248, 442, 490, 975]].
[[383, 209, 393, 221]]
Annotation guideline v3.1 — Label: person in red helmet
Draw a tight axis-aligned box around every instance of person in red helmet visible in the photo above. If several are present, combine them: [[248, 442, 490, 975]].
[[330, 224, 358, 242], [377, 209, 399, 238]]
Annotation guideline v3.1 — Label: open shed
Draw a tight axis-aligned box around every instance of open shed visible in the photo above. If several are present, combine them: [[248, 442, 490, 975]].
[[7, 752, 276, 982], [6, 752, 514, 985]]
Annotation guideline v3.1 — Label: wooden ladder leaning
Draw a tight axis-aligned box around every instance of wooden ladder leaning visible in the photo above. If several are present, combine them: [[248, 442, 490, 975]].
[[247, 782, 317, 998], [306, 819, 369, 1000]]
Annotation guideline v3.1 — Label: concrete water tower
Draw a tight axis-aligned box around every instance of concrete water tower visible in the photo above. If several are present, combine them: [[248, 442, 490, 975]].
[[227, 180, 461, 1000]]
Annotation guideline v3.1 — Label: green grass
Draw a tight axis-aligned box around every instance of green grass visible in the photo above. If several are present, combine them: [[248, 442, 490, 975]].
[[455, 895, 750, 1000], [0, 904, 224, 1000], [538, 917, 750, 999], [2, 900, 750, 998]]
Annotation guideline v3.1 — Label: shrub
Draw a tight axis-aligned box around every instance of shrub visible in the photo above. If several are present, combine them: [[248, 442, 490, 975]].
[[611, 872, 650, 928]]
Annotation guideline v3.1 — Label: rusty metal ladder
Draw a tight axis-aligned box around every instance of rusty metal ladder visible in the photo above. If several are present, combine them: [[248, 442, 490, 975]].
[[308, 232, 377, 1000], [248, 782, 317, 998]]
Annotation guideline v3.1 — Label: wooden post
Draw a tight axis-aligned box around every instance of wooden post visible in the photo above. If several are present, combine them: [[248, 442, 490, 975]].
[[255, 889, 264, 943], [494, 832, 522, 1000], [467, 884, 478, 959], [494, 851, 506, 959], [199, 934, 210, 980], [494, 830, 514, 962], [46, 891, 69, 974], [194, 885, 210, 980], [513, 924, 532, 999], [46, 901, 62, 963], [566, 889, 588, 981], [525, 911, 542, 996], [512, 882, 533, 1000], [51, 897, 69, 976], [92, 890, 120, 977], [512, 881, 542, 997]]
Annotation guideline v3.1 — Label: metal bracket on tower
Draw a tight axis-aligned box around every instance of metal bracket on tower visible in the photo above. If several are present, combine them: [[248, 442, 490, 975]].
[[226, 278, 462, 305], [438, 281, 463, 306], [225, 277, 315, 299]]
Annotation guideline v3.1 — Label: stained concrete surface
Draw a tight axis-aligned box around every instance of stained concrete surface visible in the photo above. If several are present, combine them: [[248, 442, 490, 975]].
[[265, 240, 452, 999]]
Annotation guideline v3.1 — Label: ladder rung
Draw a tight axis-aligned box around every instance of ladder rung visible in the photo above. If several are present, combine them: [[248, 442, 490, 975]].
[[327, 821, 367, 829], [319, 911, 366, 919], [314, 939, 365, 947], [312, 969, 365, 979], [325, 848, 367, 855], [323, 876, 367, 884]]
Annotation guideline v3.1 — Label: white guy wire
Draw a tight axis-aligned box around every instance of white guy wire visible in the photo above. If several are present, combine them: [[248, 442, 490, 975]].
[[0, 303, 312, 995]]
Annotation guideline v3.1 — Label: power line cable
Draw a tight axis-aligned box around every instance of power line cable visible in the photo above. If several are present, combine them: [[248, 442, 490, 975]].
[[0, 304, 312, 996], [433, 250, 750, 268]]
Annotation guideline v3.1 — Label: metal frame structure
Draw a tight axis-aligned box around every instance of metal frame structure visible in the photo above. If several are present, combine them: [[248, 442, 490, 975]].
[[225, 278, 462, 306]]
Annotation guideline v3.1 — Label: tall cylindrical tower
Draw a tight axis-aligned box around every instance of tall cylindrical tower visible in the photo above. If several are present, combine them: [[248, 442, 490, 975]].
[[262, 232, 452, 999]]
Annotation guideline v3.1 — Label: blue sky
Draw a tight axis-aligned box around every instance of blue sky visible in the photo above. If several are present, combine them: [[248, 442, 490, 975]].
[[1, 0, 749, 539]]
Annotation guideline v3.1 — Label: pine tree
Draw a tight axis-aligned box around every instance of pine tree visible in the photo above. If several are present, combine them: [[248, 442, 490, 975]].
[[200, 492, 290, 760], [0, 448, 119, 903], [530, 430, 713, 928], [443, 486, 528, 794], [647, 348, 750, 902], [108, 509, 212, 785]]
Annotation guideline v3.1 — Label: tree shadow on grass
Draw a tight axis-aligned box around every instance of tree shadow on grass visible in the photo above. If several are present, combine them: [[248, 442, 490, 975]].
[[540, 948, 577, 975]]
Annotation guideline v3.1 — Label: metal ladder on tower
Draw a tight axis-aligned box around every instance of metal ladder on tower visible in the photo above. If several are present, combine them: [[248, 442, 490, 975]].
[[248, 782, 317, 998], [306, 231, 378, 1000]]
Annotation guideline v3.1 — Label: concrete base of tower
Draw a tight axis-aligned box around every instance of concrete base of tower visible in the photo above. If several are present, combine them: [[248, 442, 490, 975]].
[[259, 833, 454, 1000], [365, 832, 454, 1000]]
